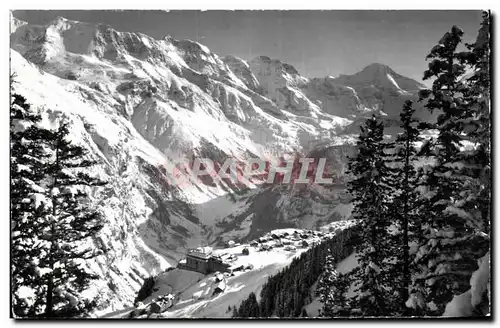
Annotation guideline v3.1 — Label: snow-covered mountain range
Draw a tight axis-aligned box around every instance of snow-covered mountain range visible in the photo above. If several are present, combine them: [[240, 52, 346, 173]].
[[10, 15, 433, 313]]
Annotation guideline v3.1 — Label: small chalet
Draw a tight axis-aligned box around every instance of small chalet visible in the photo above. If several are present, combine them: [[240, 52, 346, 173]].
[[260, 244, 273, 251], [213, 281, 226, 296], [150, 294, 174, 313]]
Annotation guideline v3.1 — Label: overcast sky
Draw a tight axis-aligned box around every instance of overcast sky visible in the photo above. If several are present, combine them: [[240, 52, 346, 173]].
[[13, 10, 484, 84]]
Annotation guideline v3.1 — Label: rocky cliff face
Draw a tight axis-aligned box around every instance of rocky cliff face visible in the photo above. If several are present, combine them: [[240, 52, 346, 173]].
[[10, 15, 433, 313]]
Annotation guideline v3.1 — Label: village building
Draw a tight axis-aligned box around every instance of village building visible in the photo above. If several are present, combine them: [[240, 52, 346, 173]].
[[229, 264, 245, 273], [214, 272, 225, 282], [260, 244, 273, 251], [177, 246, 230, 274], [213, 282, 226, 296], [150, 294, 174, 313]]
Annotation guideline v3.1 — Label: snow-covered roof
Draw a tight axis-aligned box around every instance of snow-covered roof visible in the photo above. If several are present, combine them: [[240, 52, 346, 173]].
[[187, 246, 213, 259], [215, 281, 226, 290]]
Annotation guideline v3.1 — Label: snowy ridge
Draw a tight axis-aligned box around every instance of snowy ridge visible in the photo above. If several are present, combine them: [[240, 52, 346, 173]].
[[103, 220, 356, 318]]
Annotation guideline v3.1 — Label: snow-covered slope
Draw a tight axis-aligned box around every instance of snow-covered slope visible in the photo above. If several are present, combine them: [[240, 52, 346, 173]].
[[103, 222, 355, 318], [10, 15, 435, 314]]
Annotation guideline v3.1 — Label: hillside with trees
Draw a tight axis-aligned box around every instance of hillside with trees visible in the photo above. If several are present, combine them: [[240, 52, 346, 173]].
[[233, 11, 491, 318]]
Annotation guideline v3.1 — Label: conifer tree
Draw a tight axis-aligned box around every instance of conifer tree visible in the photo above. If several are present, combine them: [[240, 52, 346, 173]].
[[460, 11, 491, 235], [134, 276, 156, 305], [387, 100, 422, 312], [344, 115, 395, 316], [275, 289, 286, 317], [11, 84, 106, 317], [246, 292, 260, 317], [10, 84, 52, 317], [231, 306, 238, 318], [316, 253, 350, 317], [235, 291, 260, 317], [259, 278, 275, 317], [412, 25, 490, 315], [35, 122, 106, 317]]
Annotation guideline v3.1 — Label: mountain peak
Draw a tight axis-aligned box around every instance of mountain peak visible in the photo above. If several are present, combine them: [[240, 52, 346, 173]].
[[49, 15, 89, 28], [249, 56, 300, 76], [359, 63, 396, 75], [10, 13, 27, 33], [334, 62, 426, 93]]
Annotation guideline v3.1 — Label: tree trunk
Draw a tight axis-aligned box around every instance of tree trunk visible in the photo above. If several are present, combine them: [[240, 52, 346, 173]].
[[45, 275, 54, 317], [45, 138, 60, 317], [45, 221, 57, 317], [402, 135, 411, 310]]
